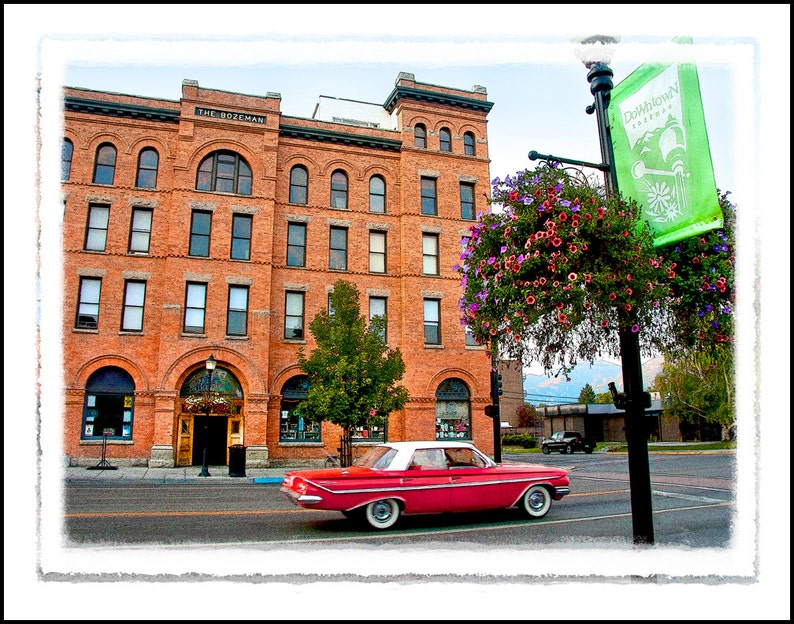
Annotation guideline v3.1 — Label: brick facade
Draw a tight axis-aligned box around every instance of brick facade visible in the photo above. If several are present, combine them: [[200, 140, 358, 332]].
[[61, 72, 505, 468]]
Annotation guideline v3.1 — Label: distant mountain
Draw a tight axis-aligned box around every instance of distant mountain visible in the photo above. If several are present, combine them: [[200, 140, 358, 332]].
[[522, 356, 664, 405]]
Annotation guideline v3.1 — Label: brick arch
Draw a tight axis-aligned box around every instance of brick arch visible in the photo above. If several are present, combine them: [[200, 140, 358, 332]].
[[424, 367, 483, 397], [185, 140, 259, 175], [271, 364, 306, 396], [319, 159, 356, 178], [81, 132, 126, 153], [432, 121, 455, 134], [279, 155, 322, 176], [127, 136, 174, 161], [160, 346, 266, 398], [360, 163, 396, 185], [69, 354, 149, 393], [406, 115, 432, 129]]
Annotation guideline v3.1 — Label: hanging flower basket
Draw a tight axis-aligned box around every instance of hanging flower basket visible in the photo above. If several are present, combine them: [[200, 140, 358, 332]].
[[183, 392, 236, 414]]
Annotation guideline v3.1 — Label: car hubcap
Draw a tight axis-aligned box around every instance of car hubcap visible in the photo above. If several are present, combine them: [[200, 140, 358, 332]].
[[372, 501, 393, 521], [528, 491, 546, 511]]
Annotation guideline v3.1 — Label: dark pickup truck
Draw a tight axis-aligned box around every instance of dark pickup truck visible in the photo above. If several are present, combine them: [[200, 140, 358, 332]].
[[541, 431, 597, 455]]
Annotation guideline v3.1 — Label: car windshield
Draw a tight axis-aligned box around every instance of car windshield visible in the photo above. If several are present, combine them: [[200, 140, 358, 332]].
[[353, 446, 398, 470]]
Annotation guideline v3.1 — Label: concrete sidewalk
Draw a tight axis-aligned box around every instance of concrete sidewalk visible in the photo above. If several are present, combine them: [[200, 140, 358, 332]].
[[63, 464, 289, 484]]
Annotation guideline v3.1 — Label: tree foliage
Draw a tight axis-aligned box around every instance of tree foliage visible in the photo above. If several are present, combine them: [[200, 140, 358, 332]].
[[297, 280, 408, 464], [655, 351, 734, 428], [578, 383, 597, 404]]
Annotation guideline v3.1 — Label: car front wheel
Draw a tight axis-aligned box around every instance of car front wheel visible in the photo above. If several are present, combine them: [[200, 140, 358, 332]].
[[542, 446, 550, 455], [365, 499, 401, 529], [521, 485, 552, 519]]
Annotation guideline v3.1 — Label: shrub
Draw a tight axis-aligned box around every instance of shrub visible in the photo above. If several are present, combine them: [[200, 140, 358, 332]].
[[501, 433, 536, 449]]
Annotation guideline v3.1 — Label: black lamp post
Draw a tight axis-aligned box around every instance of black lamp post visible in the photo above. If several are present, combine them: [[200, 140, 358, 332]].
[[198, 354, 216, 478], [576, 35, 655, 544]]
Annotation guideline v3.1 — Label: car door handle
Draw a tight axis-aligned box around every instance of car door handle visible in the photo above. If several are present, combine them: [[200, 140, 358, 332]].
[[451, 476, 463, 482]]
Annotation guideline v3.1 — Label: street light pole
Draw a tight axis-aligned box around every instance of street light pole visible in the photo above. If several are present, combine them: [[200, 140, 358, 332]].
[[578, 35, 655, 544], [198, 354, 216, 478]]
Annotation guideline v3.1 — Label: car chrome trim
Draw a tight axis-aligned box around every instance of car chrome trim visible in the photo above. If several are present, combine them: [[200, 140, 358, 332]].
[[299, 474, 564, 496], [555, 486, 571, 496]]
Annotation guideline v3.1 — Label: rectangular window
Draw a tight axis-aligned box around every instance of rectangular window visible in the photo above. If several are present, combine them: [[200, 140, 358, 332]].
[[422, 233, 439, 275], [287, 222, 307, 267], [424, 298, 441, 345], [369, 296, 387, 342], [284, 291, 305, 340], [183, 282, 207, 334], [189, 210, 211, 257], [84, 204, 109, 251], [226, 285, 249, 336], [421, 177, 437, 216], [121, 280, 146, 332], [329, 226, 348, 271], [369, 230, 386, 273], [76, 277, 101, 329], [128, 208, 152, 254], [460, 182, 475, 220], [465, 325, 479, 347], [230, 213, 252, 260]]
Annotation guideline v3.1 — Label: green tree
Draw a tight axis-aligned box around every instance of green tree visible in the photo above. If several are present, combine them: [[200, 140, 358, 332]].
[[578, 383, 596, 404], [297, 280, 409, 466], [594, 392, 613, 404], [655, 350, 734, 435]]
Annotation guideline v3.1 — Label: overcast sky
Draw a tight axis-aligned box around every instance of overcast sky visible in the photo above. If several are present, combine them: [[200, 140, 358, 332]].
[[6, 5, 790, 619]]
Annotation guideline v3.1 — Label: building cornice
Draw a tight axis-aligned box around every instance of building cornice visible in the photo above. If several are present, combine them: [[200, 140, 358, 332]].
[[278, 124, 402, 152], [383, 86, 494, 114], [64, 97, 180, 124]]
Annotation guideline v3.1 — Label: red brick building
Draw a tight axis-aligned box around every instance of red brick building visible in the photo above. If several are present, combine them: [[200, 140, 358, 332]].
[[61, 72, 500, 468]]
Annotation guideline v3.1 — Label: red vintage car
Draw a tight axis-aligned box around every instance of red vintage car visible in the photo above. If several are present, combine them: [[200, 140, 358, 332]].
[[280, 440, 570, 529]]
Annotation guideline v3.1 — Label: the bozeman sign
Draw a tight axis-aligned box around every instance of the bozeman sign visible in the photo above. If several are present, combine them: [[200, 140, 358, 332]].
[[194, 107, 267, 124]]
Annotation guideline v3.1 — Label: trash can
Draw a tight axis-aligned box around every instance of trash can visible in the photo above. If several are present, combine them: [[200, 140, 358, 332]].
[[228, 444, 246, 477]]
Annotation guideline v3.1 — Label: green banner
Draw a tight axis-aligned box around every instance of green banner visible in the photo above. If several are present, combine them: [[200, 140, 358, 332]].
[[609, 43, 723, 246]]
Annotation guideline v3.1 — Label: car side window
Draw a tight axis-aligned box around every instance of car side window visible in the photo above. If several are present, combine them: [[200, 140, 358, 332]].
[[446, 448, 487, 468], [410, 449, 448, 470]]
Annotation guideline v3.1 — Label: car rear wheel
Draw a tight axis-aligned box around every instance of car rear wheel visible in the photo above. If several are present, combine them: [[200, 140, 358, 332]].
[[365, 499, 401, 529], [585, 448, 593, 454], [521, 485, 552, 519], [565, 444, 574, 454], [542, 446, 550, 455]]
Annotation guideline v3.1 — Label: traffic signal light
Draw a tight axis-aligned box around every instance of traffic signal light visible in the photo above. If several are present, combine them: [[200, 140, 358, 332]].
[[490, 370, 503, 403], [484, 404, 499, 418]]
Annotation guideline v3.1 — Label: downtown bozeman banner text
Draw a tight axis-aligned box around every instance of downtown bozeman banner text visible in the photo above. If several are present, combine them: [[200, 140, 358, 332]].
[[609, 42, 723, 247]]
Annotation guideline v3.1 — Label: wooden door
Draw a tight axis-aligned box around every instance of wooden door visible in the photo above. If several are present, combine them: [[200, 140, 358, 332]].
[[176, 415, 193, 467]]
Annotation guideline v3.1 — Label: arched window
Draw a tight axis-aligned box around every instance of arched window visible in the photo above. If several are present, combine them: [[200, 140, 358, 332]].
[[279, 376, 321, 441], [330, 169, 348, 209], [61, 138, 73, 181], [135, 147, 159, 189], [180, 365, 243, 399], [92, 143, 117, 185], [196, 150, 252, 195], [435, 378, 471, 440], [463, 132, 476, 156], [439, 127, 452, 152], [82, 367, 135, 440], [289, 165, 308, 205], [369, 175, 386, 213], [414, 124, 427, 148]]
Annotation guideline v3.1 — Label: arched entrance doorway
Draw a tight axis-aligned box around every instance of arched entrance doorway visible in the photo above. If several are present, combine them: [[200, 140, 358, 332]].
[[176, 365, 244, 467]]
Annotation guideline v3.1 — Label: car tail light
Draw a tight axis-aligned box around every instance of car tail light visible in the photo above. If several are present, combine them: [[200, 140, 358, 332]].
[[296, 481, 307, 496]]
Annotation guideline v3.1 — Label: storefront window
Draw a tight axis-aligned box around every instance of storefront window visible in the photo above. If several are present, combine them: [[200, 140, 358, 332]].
[[82, 367, 135, 440], [435, 378, 471, 440], [280, 376, 321, 442]]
